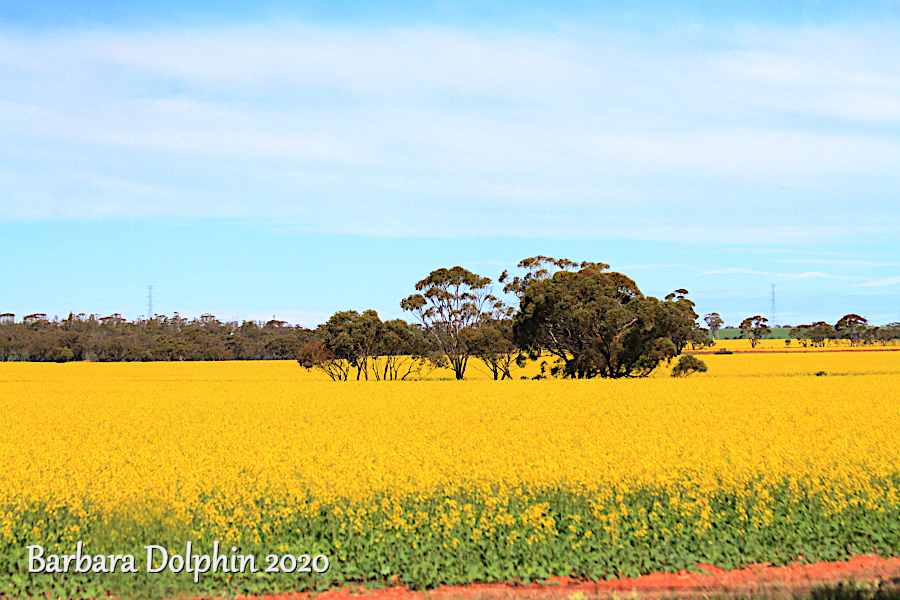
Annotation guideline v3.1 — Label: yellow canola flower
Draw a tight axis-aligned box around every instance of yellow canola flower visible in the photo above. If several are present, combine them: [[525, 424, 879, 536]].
[[0, 354, 898, 551]]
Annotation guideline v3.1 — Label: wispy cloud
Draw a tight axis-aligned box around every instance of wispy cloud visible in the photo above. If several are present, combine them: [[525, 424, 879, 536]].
[[0, 19, 898, 240], [700, 268, 855, 280], [616, 264, 703, 271], [778, 259, 900, 268], [856, 276, 900, 287]]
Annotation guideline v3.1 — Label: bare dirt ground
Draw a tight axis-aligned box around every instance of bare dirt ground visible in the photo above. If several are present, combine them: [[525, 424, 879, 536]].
[[218, 555, 900, 600]]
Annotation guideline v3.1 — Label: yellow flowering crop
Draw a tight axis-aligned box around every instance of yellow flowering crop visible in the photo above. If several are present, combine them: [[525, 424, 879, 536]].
[[1, 354, 899, 597]]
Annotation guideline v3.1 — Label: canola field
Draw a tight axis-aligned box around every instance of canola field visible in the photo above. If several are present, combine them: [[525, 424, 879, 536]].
[[2, 353, 900, 598]]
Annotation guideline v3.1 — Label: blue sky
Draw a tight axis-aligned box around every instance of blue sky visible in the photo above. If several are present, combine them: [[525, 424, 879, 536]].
[[2, 1, 899, 328]]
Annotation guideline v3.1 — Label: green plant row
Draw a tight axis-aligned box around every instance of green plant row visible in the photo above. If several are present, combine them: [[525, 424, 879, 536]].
[[3, 477, 899, 599]]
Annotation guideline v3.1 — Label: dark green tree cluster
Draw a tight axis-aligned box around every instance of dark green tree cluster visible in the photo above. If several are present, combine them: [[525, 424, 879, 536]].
[[0, 312, 313, 362], [501, 257, 710, 378], [300, 267, 518, 381], [304, 256, 711, 380], [297, 310, 439, 381]]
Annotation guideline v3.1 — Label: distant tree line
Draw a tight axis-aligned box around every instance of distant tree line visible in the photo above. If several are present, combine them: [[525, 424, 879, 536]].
[[789, 315, 900, 347], [702, 312, 900, 348], [9, 260, 895, 376], [0, 312, 314, 362], [3, 256, 716, 379]]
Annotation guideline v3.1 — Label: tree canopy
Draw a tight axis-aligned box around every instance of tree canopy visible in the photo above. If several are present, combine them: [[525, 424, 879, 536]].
[[401, 266, 508, 380], [507, 257, 703, 379], [704, 312, 724, 340], [298, 311, 435, 381], [739, 316, 771, 348]]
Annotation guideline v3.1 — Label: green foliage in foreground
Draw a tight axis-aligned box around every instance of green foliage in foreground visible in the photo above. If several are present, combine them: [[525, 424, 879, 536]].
[[3, 478, 899, 599]]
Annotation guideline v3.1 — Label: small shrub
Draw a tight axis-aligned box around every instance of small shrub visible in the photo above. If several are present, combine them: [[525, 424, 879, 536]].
[[714, 348, 733, 355], [815, 371, 827, 376], [671, 355, 708, 377]]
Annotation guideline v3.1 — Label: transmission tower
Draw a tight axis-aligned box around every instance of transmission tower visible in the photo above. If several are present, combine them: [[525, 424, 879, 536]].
[[770, 284, 777, 327], [147, 285, 153, 320]]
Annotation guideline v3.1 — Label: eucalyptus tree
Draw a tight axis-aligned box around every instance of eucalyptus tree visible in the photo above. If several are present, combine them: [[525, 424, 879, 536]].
[[835, 314, 868, 346], [504, 256, 703, 379], [739, 316, 771, 348], [704, 312, 724, 340], [401, 266, 508, 380], [462, 318, 520, 380]]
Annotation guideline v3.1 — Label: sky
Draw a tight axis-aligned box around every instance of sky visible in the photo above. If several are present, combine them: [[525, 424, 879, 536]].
[[1, 1, 899, 328]]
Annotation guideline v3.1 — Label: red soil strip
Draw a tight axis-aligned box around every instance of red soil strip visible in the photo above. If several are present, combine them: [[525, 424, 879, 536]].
[[214, 555, 900, 600]]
